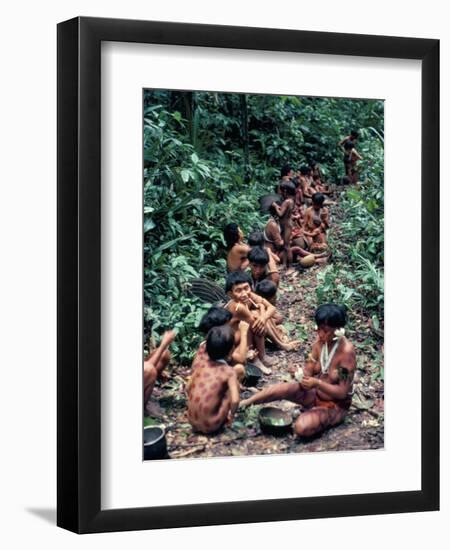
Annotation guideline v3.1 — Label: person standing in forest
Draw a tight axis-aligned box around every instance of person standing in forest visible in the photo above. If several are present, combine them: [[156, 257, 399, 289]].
[[342, 140, 363, 184], [339, 129, 359, 146], [271, 180, 296, 270], [240, 304, 356, 438], [224, 223, 250, 272]]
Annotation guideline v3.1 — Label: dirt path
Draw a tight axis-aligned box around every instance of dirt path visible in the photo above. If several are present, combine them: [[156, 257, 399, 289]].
[[146, 197, 384, 459]]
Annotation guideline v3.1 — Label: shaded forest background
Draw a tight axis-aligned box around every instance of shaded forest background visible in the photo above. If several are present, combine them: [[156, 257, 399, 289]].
[[143, 90, 384, 364]]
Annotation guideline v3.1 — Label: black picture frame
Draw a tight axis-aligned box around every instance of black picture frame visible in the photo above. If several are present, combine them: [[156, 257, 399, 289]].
[[57, 16, 439, 534]]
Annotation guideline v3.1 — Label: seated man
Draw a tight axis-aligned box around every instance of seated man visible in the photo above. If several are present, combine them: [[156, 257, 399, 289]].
[[144, 329, 176, 409], [187, 325, 241, 434], [241, 304, 356, 438], [303, 192, 330, 252], [248, 246, 280, 288], [225, 271, 299, 373], [224, 223, 250, 272]]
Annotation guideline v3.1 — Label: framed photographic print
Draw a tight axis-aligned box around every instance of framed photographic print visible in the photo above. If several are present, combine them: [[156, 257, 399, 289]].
[[57, 17, 439, 533]]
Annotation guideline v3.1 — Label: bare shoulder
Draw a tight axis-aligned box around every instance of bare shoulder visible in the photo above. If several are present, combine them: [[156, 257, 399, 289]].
[[311, 339, 321, 358], [341, 339, 356, 368]]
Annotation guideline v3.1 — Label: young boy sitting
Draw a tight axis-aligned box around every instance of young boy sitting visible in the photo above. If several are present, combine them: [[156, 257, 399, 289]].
[[248, 230, 280, 280], [303, 192, 330, 252], [194, 306, 248, 379], [248, 246, 280, 289], [187, 325, 241, 434]]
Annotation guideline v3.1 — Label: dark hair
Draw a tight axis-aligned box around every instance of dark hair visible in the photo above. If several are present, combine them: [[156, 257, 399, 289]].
[[198, 306, 232, 334], [255, 279, 277, 300], [225, 270, 252, 293], [206, 325, 235, 361], [291, 175, 300, 188], [312, 173, 320, 180], [280, 164, 292, 178], [269, 203, 279, 218], [248, 246, 269, 266], [344, 140, 354, 150], [350, 129, 359, 139], [341, 176, 351, 185], [312, 192, 325, 206], [300, 165, 310, 175], [223, 223, 240, 250], [248, 230, 264, 247], [315, 304, 347, 328], [280, 180, 296, 196]]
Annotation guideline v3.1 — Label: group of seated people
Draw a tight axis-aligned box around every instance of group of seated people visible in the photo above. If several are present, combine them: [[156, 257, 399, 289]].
[[146, 301, 356, 439], [144, 143, 361, 441]]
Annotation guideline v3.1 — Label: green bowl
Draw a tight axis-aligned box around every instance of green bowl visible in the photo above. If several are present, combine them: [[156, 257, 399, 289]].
[[259, 406, 293, 436]]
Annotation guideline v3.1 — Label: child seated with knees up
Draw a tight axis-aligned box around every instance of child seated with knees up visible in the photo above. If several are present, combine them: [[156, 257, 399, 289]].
[[255, 279, 284, 326], [248, 230, 280, 282], [248, 246, 280, 289], [303, 192, 330, 252], [187, 325, 241, 434]]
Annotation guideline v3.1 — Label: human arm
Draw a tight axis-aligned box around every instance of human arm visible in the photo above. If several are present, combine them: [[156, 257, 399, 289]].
[[251, 293, 276, 323], [352, 148, 363, 161], [303, 349, 356, 399], [145, 330, 176, 366], [226, 371, 241, 424], [231, 321, 249, 364], [302, 341, 321, 377], [271, 199, 291, 218]]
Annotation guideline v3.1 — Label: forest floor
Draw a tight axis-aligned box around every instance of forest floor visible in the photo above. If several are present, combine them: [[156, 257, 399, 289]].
[[145, 195, 385, 460]]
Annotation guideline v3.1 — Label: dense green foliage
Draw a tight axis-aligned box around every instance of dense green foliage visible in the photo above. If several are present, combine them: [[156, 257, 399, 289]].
[[143, 90, 384, 363]]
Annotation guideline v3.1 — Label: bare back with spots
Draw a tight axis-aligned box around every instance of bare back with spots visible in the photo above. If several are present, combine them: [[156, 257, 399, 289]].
[[187, 354, 237, 434]]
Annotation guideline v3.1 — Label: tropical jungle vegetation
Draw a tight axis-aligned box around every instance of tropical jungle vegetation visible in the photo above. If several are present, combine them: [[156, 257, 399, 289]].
[[143, 90, 384, 364]]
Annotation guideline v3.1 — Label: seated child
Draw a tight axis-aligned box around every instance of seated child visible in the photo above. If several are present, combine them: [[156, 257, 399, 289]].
[[248, 230, 280, 271], [241, 304, 356, 438], [248, 246, 280, 288], [195, 306, 248, 377], [303, 192, 330, 252], [187, 325, 241, 434], [224, 223, 250, 272], [255, 279, 283, 326], [144, 329, 176, 408]]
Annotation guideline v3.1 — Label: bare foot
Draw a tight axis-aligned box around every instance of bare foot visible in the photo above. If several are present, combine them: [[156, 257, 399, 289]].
[[283, 340, 301, 351], [253, 357, 272, 375]]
